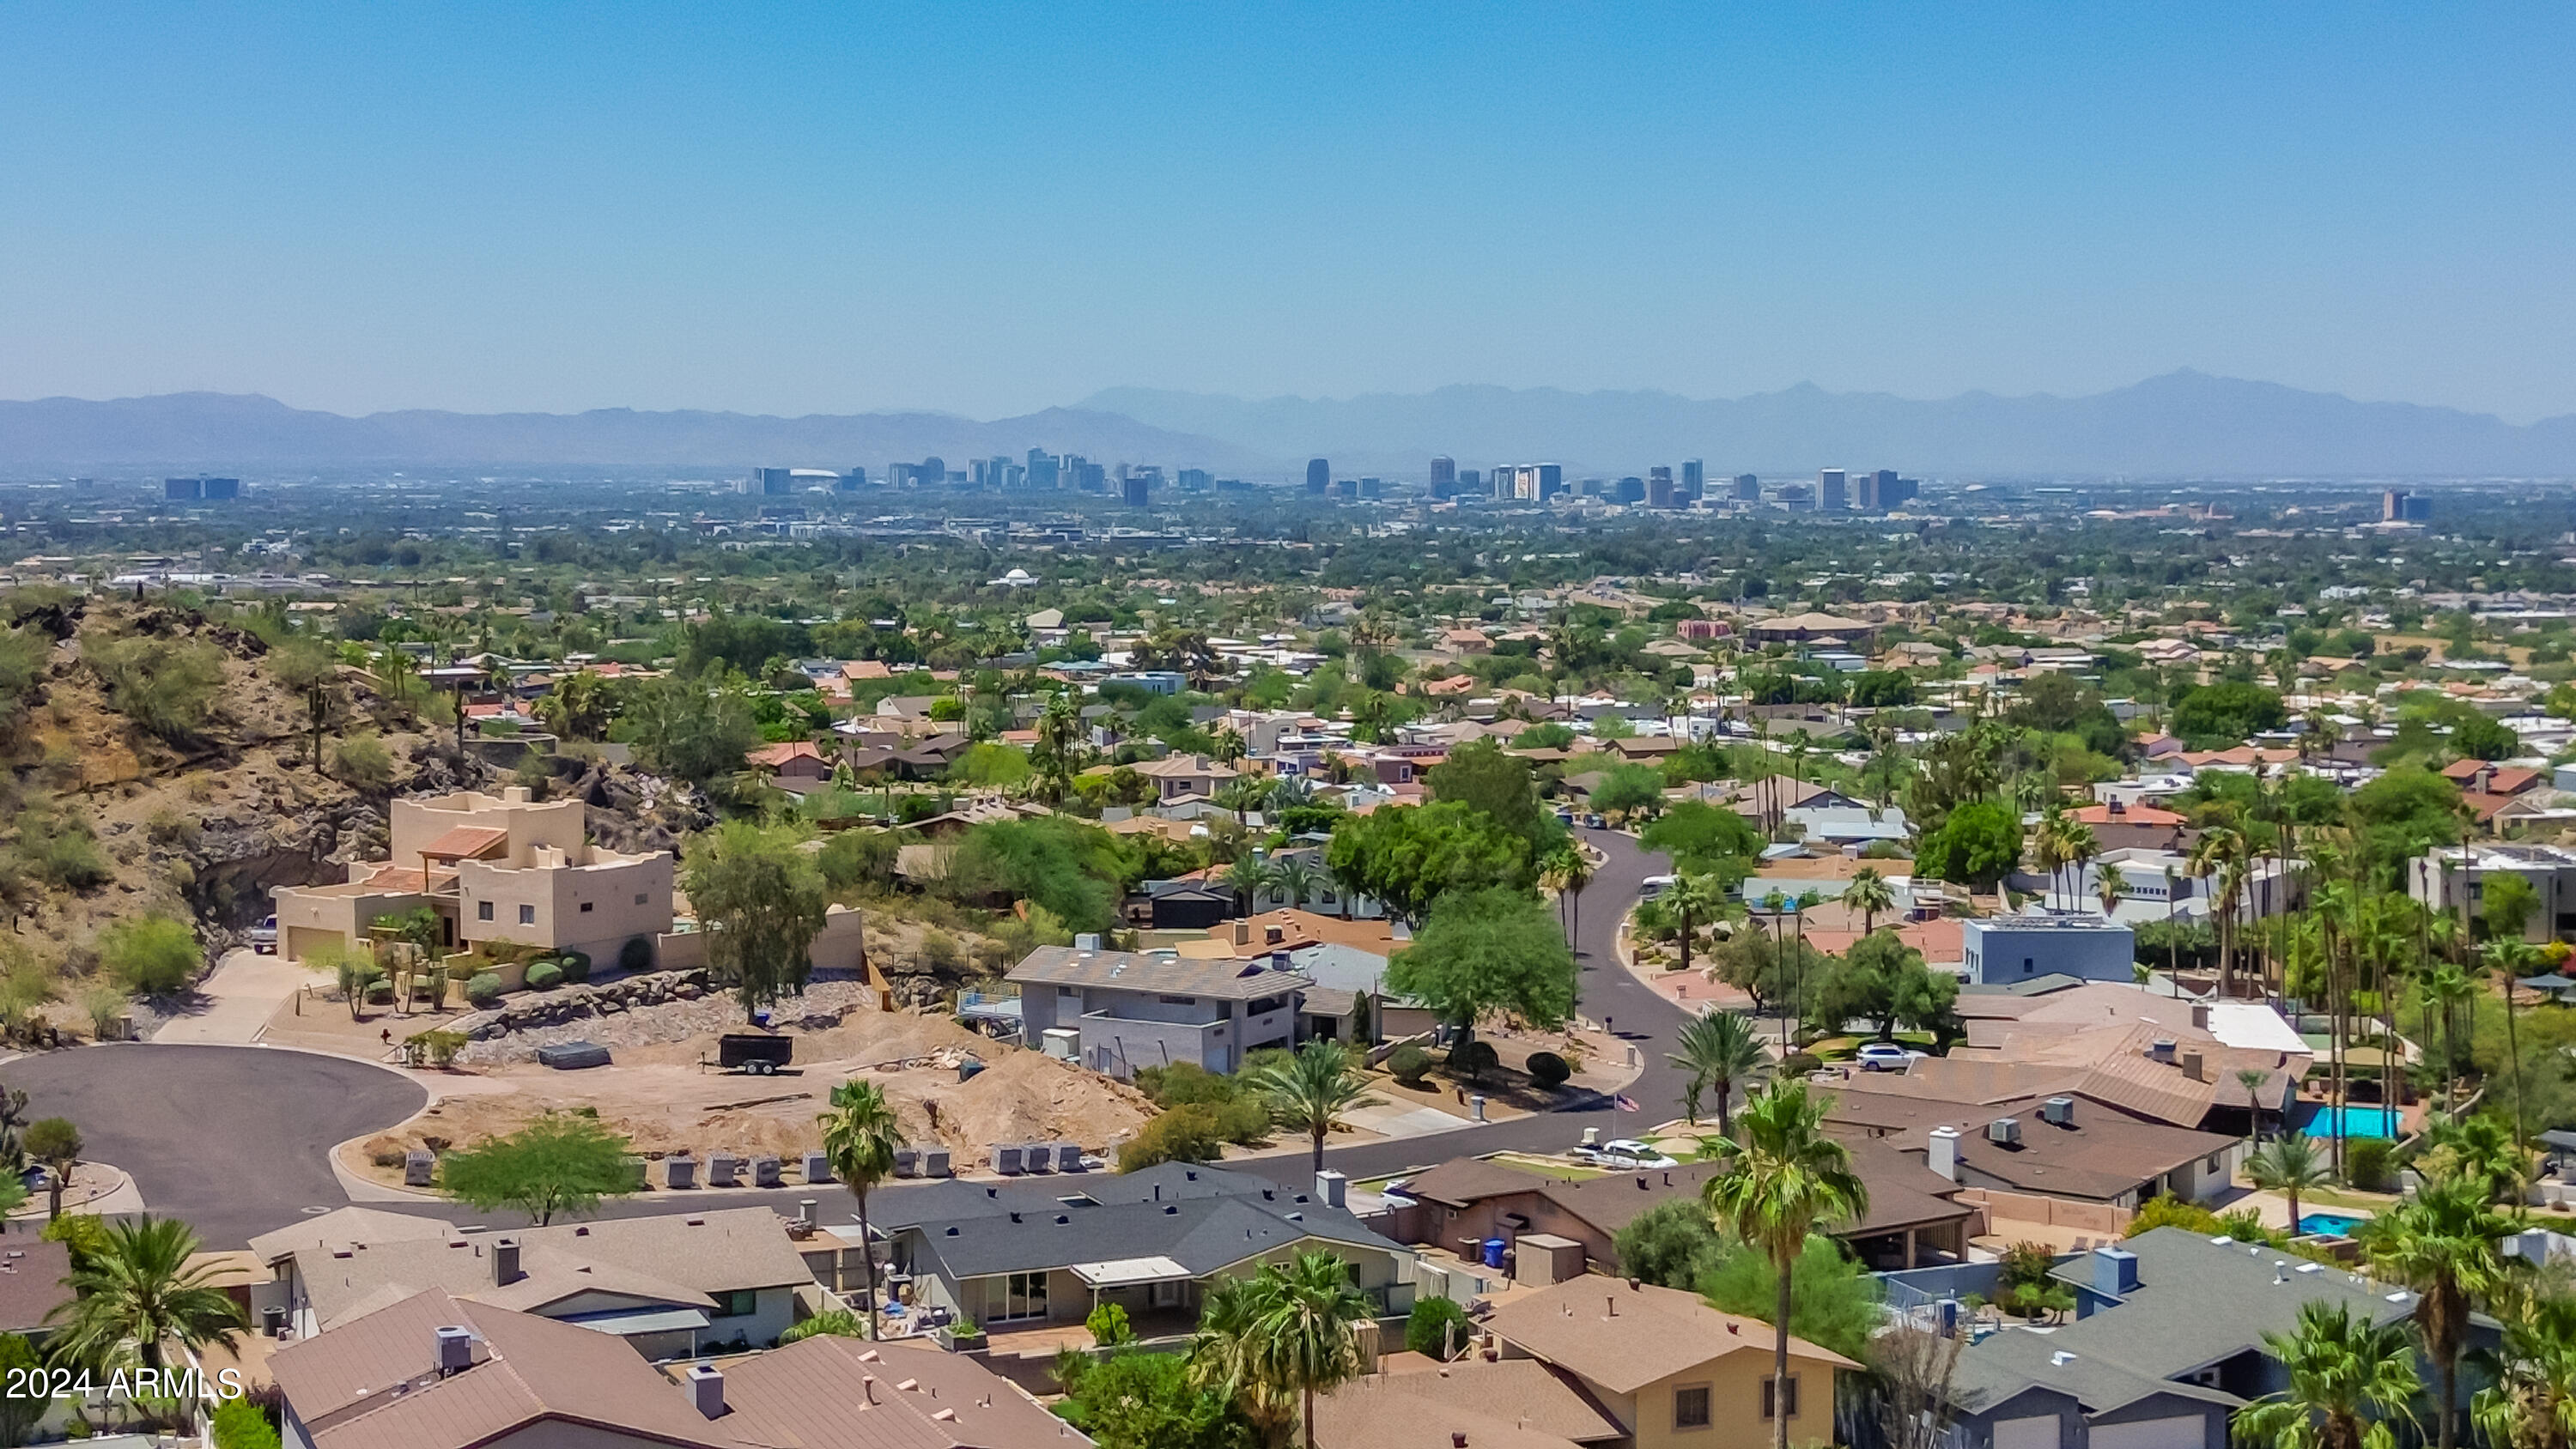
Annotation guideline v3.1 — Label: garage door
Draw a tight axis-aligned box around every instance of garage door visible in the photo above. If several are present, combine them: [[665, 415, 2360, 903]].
[[1993, 1416, 2059, 1449], [2090, 1416, 2204, 1449]]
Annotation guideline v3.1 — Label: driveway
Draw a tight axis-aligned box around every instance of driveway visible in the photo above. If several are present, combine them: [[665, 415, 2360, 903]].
[[154, 949, 311, 1045], [0, 1044, 426, 1247]]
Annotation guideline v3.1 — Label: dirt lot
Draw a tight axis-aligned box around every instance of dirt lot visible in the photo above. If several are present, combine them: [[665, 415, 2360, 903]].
[[307, 980, 1157, 1186]]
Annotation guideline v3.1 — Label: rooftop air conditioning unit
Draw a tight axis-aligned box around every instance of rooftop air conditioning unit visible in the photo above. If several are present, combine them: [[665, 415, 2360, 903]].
[[2040, 1097, 2075, 1126], [1988, 1118, 2024, 1148]]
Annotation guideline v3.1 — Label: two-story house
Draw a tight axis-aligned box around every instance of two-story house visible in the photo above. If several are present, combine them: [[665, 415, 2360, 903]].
[[1008, 944, 1309, 1077]]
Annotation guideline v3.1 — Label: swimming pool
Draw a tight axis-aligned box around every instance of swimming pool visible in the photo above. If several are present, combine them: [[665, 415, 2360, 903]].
[[2303, 1106, 2401, 1139], [2297, 1212, 2367, 1238]]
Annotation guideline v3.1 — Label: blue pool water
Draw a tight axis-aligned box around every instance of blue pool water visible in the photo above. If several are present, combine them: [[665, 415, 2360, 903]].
[[2297, 1212, 2366, 1238], [2304, 1106, 2400, 1139]]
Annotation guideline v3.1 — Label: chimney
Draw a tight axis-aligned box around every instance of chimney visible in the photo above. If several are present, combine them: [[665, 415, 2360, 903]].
[[686, 1363, 726, 1419], [1234, 919, 1249, 946], [799, 1198, 817, 1229], [2190, 1002, 2211, 1031], [1927, 1125, 1960, 1181], [492, 1238, 521, 1287], [2180, 1051, 2205, 1082], [2092, 1246, 2139, 1297], [435, 1325, 473, 1376], [1315, 1170, 1346, 1209]]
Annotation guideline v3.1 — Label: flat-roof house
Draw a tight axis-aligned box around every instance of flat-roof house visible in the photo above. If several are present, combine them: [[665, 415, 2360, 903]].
[[1009, 944, 1309, 1077], [1962, 915, 2138, 986], [271, 786, 674, 968]]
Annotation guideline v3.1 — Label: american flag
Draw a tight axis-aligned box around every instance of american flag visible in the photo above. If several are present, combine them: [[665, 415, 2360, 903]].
[[1613, 1094, 1639, 1112]]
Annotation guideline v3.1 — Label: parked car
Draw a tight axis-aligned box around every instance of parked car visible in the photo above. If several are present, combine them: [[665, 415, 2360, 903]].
[[1583, 813, 1607, 829], [1591, 1138, 1679, 1170], [250, 916, 277, 954], [1853, 1042, 1923, 1072]]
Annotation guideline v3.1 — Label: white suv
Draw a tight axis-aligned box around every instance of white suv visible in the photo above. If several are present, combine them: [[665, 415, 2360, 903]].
[[1853, 1042, 1923, 1072]]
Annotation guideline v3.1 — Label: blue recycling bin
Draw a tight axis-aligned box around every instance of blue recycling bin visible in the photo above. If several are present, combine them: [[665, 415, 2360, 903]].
[[1481, 1238, 1506, 1269]]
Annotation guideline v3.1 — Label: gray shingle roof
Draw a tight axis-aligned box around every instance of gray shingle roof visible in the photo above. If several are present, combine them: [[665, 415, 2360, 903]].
[[1008, 945, 1312, 1000], [872, 1161, 1276, 1233], [904, 1191, 1405, 1281]]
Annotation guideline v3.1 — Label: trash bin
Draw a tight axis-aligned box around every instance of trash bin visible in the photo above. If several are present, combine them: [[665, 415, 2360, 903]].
[[1481, 1238, 1506, 1270]]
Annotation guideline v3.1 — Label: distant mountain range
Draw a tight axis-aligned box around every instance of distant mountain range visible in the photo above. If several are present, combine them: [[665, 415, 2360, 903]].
[[4, 371, 2575, 477], [0, 392, 1250, 474], [1082, 372, 2576, 478]]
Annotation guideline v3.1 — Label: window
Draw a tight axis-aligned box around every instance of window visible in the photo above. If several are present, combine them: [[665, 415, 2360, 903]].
[[987, 1271, 1050, 1322], [477, 900, 494, 922], [711, 1288, 758, 1319], [1157, 995, 1197, 1006], [580, 901, 594, 914], [1674, 1385, 1711, 1430], [1059, 985, 1079, 998], [518, 904, 536, 925], [1762, 1376, 1801, 1420]]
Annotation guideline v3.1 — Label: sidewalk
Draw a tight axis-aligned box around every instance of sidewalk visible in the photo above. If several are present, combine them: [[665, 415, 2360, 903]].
[[154, 949, 312, 1045]]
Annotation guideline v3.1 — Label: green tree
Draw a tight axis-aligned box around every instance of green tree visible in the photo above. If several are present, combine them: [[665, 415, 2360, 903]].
[[2483, 872, 2541, 943], [1424, 739, 1561, 858], [2234, 1300, 2421, 1449], [24, 1119, 78, 1220], [1387, 887, 1577, 1041], [1917, 799, 2022, 889], [1664, 871, 1731, 979], [779, 1308, 866, 1343], [2470, 1293, 2576, 1449], [944, 815, 1133, 935], [1590, 764, 1671, 823], [2355, 1177, 2509, 1449], [0, 1332, 47, 1446], [817, 1078, 899, 1338], [97, 915, 199, 997], [2172, 681, 2288, 749], [1696, 1230, 1886, 1365], [1056, 1345, 1256, 1449], [209, 1396, 282, 1449], [1640, 801, 1765, 881], [1704, 1079, 1869, 1449], [1613, 1197, 1725, 1288], [1670, 1008, 1765, 1135], [89, 637, 225, 744], [45, 1216, 247, 1383], [532, 669, 614, 741], [1809, 932, 1959, 1044], [438, 1112, 641, 1225], [613, 672, 762, 788], [684, 820, 830, 1010], [1405, 1294, 1473, 1359], [1324, 801, 1531, 925], [1243, 1041, 1382, 1173], [1844, 866, 1896, 936], [2246, 1135, 2332, 1232], [1191, 1252, 1374, 1449]]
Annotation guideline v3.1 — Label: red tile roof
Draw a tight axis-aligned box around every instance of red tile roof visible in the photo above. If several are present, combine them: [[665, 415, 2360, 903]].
[[413, 827, 508, 862]]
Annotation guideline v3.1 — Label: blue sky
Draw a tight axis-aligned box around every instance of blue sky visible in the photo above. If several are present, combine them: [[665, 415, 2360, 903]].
[[3, 3, 2572, 421]]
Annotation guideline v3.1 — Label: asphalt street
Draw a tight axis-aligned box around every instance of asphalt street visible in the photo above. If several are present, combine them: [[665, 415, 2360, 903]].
[[2, 829, 1696, 1244]]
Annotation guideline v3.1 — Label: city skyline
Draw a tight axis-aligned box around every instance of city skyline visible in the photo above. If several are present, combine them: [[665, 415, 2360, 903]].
[[3, 5, 2573, 423]]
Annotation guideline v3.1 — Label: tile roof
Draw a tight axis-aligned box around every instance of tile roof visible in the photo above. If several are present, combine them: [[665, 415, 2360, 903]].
[[1315, 1360, 1625, 1449], [1822, 1086, 2240, 1201], [1485, 1277, 1856, 1396], [716, 1334, 1083, 1448]]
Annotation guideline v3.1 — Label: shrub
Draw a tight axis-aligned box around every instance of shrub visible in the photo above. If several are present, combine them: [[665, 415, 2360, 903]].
[[210, 1396, 281, 1449], [1779, 1051, 1824, 1077], [617, 937, 653, 974], [332, 731, 395, 789], [1118, 1105, 1225, 1172], [19, 810, 110, 890], [89, 636, 224, 743], [1447, 1040, 1499, 1082], [817, 829, 898, 889], [1406, 1294, 1472, 1358], [1086, 1301, 1135, 1347], [365, 980, 395, 1004], [524, 961, 565, 991], [464, 972, 504, 1007], [2345, 1137, 2396, 1192], [1524, 1052, 1571, 1088], [1388, 1043, 1433, 1085], [557, 949, 591, 983], [98, 914, 200, 996], [1212, 1096, 1273, 1145]]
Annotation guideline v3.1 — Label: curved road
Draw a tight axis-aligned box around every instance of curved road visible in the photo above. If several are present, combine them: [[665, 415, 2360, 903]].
[[0, 829, 1686, 1244]]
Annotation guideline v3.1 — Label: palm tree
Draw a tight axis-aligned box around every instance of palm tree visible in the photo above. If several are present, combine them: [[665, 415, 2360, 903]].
[[1666, 872, 1728, 980], [2248, 1134, 2331, 1233], [1844, 867, 1895, 937], [1704, 1079, 1869, 1449], [2356, 1176, 2511, 1449], [2234, 1299, 2421, 1449], [2032, 803, 2073, 912], [1269, 857, 1324, 915], [1194, 1254, 1373, 1449], [2190, 827, 2247, 997], [2487, 939, 2541, 1145], [1245, 1041, 1382, 1173], [1554, 847, 1594, 947], [1670, 1009, 1766, 1137], [1224, 855, 1278, 918], [2095, 861, 2127, 921], [2238, 1067, 2274, 1141], [2471, 1291, 2576, 1449], [46, 1216, 248, 1406], [816, 1079, 900, 1338]]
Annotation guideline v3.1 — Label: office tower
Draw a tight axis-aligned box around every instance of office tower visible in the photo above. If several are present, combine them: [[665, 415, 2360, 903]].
[[1306, 458, 1331, 494], [167, 475, 240, 500], [1536, 464, 1564, 500], [1778, 483, 1816, 511], [837, 467, 866, 491], [1430, 456, 1456, 497], [202, 476, 240, 500], [1615, 476, 1646, 504], [1123, 473, 1150, 506], [165, 476, 199, 500], [1358, 476, 1382, 499], [1681, 459, 1704, 500], [2385, 490, 2433, 522], [1177, 468, 1211, 491], [1025, 449, 1060, 489], [1819, 469, 1847, 510], [1880, 474, 1919, 509], [1734, 473, 1760, 501], [751, 467, 792, 495], [1334, 477, 1358, 500], [1459, 469, 1482, 493], [920, 457, 946, 486], [1648, 467, 1675, 509]]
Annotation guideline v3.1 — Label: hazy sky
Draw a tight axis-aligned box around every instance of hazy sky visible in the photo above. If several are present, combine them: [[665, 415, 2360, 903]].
[[4, 3, 2573, 421]]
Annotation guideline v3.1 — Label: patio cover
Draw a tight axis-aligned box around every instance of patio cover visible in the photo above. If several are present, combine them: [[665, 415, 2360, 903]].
[[1072, 1256, 1193, 1288], [557, 1307, 714, 1337], [2538, 1130, 2576, 1154]]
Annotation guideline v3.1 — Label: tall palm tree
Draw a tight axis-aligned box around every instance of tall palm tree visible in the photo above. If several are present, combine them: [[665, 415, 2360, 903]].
[[2234, 1299, 2421, 1449], [1666, 873, 1728, 980], [1844, 867, 1895, 937], [1194, 1254, 1373, 1449], [46, 1216, 248, 1396], [2190, 827, 2247, 997], [2248, 1134, 2331, 1233], [1192, 1276, 1295, 1446], [816, 1079, 900, 1338], [1704, 1079, 1869, 1449], [1224, 855, 1278, 919], [2032, 803, 2073, 912], [1269, 857, 1324, 914], [1555, 846, 1594, 948], [2487, 939, 2541, 1145], [2237, 1066, 2274, 1141], [2471, 1291, 2576, 1449], [1244, 1041, 1382, 1173], [2094, 861, 2127, 921], [2356, 1176, 2511, 1449], [1670, 1009, 1766, 1137]]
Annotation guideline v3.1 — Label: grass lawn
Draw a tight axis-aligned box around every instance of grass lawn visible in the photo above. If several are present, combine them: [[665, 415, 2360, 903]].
[[1486, 1152, 1610, 1181]]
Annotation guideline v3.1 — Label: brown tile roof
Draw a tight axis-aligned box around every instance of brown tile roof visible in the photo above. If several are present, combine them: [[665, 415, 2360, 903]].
[[1201, 910, 1402, 958], [1485, 1277, 1857, 1396], [1315, 1360, 1625, 1449], [1396, 1157, 1549, 1209], [717, 1334, 1077, 1448], [1821, 1085, 2241, 1202], [270, 1288, 732, 1449], [0, 1241, 70, 1336], [414, 826, 509, 862]]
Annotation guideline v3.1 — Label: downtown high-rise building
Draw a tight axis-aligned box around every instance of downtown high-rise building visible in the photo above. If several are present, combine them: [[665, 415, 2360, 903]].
[[1681, 459, 1704, 500], [1429, 456, 1457, 496], [1494, 463, 1563, 500], [1647, 466, 1675, 508], [1819, 469, 1848, 510], [1024, 448, 1061, 489], [1306, 458, 1331, 494], [1734, 473, 1761, 501], [1856, 469, 1918, 510]]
